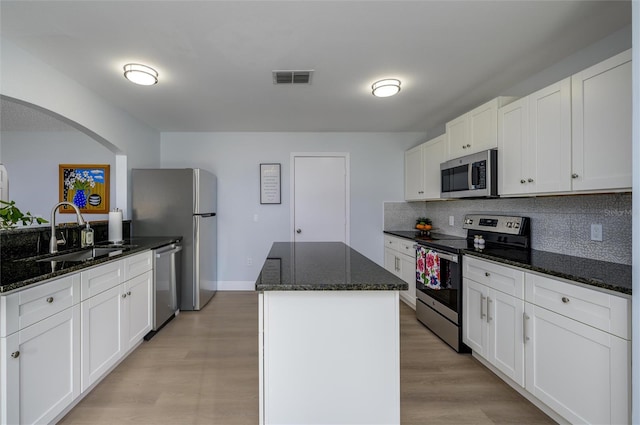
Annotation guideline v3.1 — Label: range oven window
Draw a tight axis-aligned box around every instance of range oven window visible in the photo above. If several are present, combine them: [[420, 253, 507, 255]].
[[416, 249, 461, 313]]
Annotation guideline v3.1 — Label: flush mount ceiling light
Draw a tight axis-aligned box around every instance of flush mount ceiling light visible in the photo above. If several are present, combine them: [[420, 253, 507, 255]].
[[371, 79, 401, 97], [123, 63, 158, 86]]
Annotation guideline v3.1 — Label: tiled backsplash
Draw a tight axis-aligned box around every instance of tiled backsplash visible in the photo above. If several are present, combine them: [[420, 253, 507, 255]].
[[384, 193, 632, 265]]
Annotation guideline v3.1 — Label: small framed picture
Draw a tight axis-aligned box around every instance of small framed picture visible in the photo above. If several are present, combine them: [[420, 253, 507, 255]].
[[59, 164, 110, 214], [260, 163, 281, 204]]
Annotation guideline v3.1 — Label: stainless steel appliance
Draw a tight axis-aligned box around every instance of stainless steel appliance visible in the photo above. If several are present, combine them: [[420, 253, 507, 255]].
[[153, 242, 182, 330], [440, 149, 498, 198], [132, 168, 217, 311], [415, 214, 530, 352]]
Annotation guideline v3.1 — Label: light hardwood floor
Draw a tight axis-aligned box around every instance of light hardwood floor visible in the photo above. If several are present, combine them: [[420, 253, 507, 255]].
[[59, 291, 554, 424]]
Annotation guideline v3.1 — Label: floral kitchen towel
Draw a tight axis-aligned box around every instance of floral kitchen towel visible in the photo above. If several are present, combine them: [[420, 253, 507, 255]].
[[416, 245, 441, 290]]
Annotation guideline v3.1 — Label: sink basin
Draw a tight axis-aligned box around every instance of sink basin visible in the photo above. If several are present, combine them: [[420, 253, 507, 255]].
[[37, 247, 125, 263]]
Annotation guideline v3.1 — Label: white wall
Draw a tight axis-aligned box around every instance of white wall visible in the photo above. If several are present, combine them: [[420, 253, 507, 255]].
[[1, 131, 116, 222], [160, 132, 425, 288], [631, 3, 638, 424], [0, 38, 161, 218]]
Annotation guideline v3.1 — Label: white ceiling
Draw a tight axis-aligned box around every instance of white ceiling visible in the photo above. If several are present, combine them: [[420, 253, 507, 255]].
[[0, 1, 632, 133]]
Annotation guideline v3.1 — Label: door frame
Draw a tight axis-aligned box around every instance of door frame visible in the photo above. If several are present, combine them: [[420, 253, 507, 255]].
[[290, 152, 350, 244]]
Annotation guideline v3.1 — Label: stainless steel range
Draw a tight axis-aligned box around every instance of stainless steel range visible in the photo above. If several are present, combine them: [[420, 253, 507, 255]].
[[415, 214, 530, 352]]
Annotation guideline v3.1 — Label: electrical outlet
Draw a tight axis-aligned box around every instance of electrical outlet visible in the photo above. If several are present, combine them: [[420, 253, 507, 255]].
[[247, 257, 253, 266], [590, 224, 603, 241], [449, 216, 455, 226], [253, 214, 259, 222]]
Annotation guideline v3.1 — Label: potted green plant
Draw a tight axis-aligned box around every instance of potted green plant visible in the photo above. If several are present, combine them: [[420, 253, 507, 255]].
[[0, 200, 48, 230]]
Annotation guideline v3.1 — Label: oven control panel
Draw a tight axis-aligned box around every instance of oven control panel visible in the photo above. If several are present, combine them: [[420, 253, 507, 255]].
[[463, 214, 529, 236]]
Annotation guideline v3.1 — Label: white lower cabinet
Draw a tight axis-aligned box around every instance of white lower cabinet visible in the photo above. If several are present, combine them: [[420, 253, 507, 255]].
[[383, 235, 416, 309], [1, 306, 81, 425], [1, 250, 153, 424], [123, 271, 153, 349], [81, 264, 152, 392], [463, 278, 525, 387], [81, 284, 124, 391], [524, 303, 630, 425], [0, 274, 81, 425], [463, 255, 631, 424]]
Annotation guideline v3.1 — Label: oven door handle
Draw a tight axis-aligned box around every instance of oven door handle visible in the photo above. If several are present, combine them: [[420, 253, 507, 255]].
[[414, 245, 459, 264]]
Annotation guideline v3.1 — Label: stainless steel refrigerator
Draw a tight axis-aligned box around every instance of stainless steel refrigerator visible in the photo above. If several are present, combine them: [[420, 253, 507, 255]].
[[132, 168, 217, 311]]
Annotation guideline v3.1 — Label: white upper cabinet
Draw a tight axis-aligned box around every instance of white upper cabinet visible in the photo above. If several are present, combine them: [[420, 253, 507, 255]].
[[499, 78, 572, 196], [404, 135, 446, 201], [404, 144, 425, 200], [446, 97, 517, 160], [571, 49, 632, 192], [498, 49, 632, 196]]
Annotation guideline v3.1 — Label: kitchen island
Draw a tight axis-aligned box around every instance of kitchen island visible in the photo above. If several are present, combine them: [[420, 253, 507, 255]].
[[256, 242, 408, 425]]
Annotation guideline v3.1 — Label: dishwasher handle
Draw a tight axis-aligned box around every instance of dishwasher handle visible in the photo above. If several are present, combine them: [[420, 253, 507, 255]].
[[156, 244, 182, 258]]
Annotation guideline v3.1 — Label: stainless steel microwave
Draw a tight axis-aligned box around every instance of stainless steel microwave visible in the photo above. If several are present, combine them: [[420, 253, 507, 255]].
[[440, 149, 498, 198]]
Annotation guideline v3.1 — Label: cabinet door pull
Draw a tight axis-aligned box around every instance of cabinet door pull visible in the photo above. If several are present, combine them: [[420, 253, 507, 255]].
[[528, 178, 534, 183], [480, 295, 486, 319], [561, 296, 570, 304], [523, 313, 530, 343], [520, 179, 526, 184], [486, 297, 492, 323], [484, 272, 490, 277], [122, 293, 127, 299], [46, 297, 54, 303], [11, 351, 20, 358], [127, 291, 132, 296], [466, 144, 471, 148], [571, 173, 579, 179]]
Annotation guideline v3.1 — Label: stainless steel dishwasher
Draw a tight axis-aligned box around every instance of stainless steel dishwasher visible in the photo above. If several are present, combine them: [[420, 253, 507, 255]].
[[145, 242, 182, 340]]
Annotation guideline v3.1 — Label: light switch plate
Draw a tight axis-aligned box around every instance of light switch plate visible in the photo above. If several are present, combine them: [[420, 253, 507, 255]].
[[449, 216, 455, 226], [590, 224, 603, 241]]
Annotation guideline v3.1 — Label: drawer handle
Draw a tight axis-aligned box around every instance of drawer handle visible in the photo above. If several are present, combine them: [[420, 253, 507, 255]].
[[46, 297, 54, 304], [127, 291, 132, 296], [11, 351, 20, 359], [561, 297, 570, 304], [485, 272, 490, 277]]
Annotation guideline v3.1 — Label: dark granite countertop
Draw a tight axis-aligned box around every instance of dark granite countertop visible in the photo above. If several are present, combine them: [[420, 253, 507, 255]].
[[255, 242, 408, 291], [1, 236, 181, 294], [384, 230, 631, 296]]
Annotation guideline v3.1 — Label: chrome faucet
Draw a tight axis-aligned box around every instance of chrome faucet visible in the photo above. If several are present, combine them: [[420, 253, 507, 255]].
[[50, 201, 85, 254]]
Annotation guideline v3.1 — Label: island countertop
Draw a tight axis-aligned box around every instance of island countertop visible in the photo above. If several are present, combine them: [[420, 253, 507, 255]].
[[255, 241, 408, 291]]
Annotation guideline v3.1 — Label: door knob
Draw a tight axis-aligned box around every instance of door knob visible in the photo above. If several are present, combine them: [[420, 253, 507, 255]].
[[296, 229, 302, 234]]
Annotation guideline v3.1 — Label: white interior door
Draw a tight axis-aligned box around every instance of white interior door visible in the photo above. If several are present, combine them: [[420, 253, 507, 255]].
[[292, 154, 349, 243]]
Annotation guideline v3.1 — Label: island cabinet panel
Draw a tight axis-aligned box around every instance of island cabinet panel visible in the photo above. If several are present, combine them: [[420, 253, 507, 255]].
[[259, 291, 400, 425]]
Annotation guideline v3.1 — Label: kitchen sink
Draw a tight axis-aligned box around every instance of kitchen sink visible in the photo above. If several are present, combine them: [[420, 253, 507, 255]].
[[37, 246, 128, 263]]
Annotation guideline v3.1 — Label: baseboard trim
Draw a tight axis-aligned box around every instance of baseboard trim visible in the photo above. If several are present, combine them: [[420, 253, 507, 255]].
[[217, 280, 255, 291]]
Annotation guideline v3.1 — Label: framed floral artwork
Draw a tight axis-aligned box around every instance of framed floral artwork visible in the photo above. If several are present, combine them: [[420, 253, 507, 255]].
[[58, 164, 110, 214]]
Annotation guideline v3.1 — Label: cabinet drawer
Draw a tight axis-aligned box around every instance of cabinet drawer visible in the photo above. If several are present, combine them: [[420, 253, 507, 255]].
[[0, 274, 81, 337], [525, 272, 630, 339], [124, 251, 153, 281], [81, 260, 124, 301], [464, 256, 524, 299], [398, 240, 415, 258], [384, 235, 400, 251]]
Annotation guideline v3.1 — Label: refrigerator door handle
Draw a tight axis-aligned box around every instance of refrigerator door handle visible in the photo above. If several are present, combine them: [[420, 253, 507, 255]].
[[196, 212, 216, 217], [193, 215, 200, 309], [169, 249, 178, 310]]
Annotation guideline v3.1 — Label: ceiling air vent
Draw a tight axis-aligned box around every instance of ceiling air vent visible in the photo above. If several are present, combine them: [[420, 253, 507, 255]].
[[272, 70, 313, 85]]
